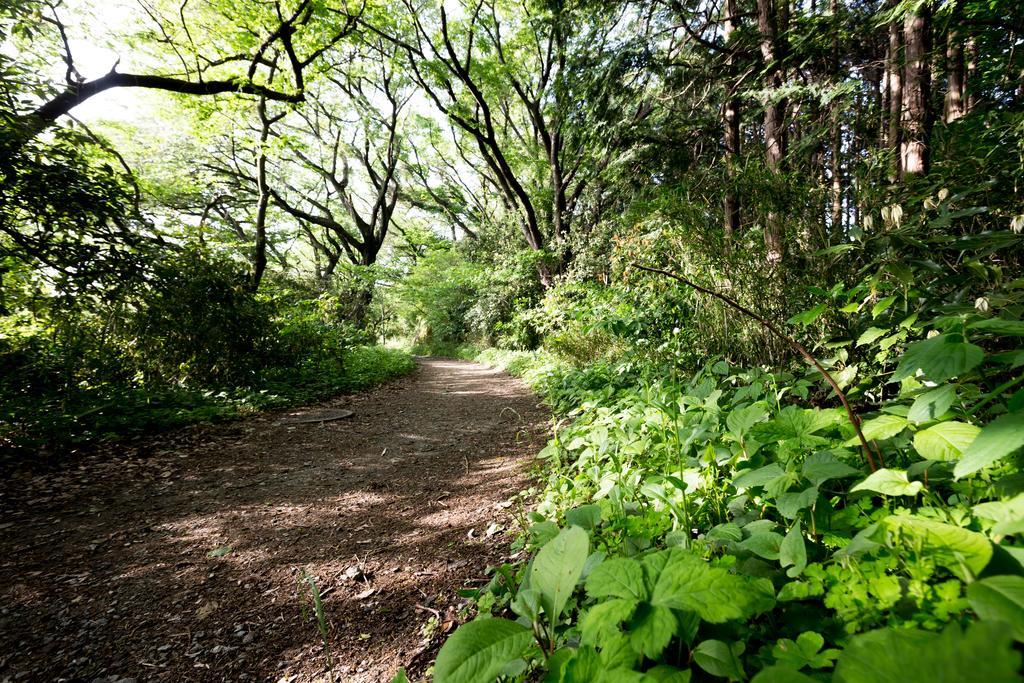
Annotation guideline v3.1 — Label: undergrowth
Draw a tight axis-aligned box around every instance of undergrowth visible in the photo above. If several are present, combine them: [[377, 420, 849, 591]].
[[436, 305, 1024, 682], [0, 345, 415, 459]]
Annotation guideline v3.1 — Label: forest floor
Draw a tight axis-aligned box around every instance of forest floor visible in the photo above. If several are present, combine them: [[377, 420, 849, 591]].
[[0, 358, 549, 683]]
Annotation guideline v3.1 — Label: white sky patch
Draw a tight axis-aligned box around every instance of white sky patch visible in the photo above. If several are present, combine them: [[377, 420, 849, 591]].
[[56, 0, 158, 125]]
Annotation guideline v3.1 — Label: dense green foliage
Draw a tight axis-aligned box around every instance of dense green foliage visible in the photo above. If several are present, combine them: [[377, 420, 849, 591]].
[[3, 0, 1024, 680]]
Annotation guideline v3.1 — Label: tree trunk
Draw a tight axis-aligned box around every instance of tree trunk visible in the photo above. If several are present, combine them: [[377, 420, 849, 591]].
[[944, 27, 966, 123], [887, 13, 903, 182], [757, 0, 788, 265], [966, 36, 978, 112], [829, 0, 843, 240], [249, 97, 272, 292], [723, 0, 742, 247], [901, 3, 932, 177]]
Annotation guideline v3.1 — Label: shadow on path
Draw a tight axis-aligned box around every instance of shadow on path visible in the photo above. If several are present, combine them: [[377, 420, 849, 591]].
[[0, 358, 549, 682]]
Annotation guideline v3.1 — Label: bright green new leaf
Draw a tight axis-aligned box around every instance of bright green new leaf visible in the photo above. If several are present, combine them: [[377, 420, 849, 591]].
[[433, 618, 534, 683], [787, 304, 827, 326], [890, 333, 984, 383], [881, 514, 993, 580], [913, 420, 980, 461], [738, 532, 784, 561], [968, 319, 1024, 336], [771, 631, 839, 670], [968, 575, 1024, 641], [776, 487, 819, 520], [843, 414, 907, 445], [954, 412, 1024, 479], [850, 468, 923, 496], [780, 522, 807, 577], [907, 384, 956, 424], [628, 603, 677, 659], [585, 557, 647, 601], [581, 598, 634, 647], [973, 494, 1024, 537], [650, 549, 775, 622], [726, 405, 768, 439], [856, 327, 889, 346], [733, 464, 785, 489], [802, 451, 860, 486], [693, 640, 745, 681], [579, 598, 638, 646], [645, 665, 693, 682], [834, 622, 1020, 683], [871, 295, 897, 318], [530, 525, 589, 624]]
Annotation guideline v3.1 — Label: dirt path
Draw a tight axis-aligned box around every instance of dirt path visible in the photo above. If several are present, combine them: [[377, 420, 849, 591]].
[[0, 358, 548, 682]]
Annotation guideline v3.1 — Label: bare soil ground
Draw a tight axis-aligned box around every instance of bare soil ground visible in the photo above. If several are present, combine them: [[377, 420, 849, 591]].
[[0, 358, 549, 683]]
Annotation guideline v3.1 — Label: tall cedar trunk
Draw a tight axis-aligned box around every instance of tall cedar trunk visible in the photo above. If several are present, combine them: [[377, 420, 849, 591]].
[[966, 36, 978, 111], [901, 3, 932, 176], [829, 0, 843, 240], [250, 97, 272, 292], [945, 25, 966, 123], [757, 0, 788, 265], [723, 0, 742, 247], [887, 13, 903, 182]]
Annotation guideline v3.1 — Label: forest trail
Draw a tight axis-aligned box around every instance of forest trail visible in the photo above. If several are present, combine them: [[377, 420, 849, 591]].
[[0, 358, 548, 683]]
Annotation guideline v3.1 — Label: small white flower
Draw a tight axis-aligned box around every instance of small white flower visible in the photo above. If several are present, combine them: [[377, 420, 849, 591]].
[[924, 196, 938, 210], [975, 297, 990, 312], [927, 329, 940, 338], [1011, 214, 1024, 234], [938, 188, 949, 201], [863, 215, 874, 230]]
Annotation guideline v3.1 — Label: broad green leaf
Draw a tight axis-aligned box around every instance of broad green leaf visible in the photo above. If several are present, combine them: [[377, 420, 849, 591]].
[[776, 487, 819, 519], [968, 319, 1024, 336], [881, 515, 993, 580], [706, 523, 743, 543], [780, 522, 807, 577], [752, 406, 842, 445], [650, 549, 775, 622], [802, 451, 860, 486], [890, 333, 984, 383], [856, 327, 889, 346], [738, 532, 784, 561], [973, 493, 1024, 536], [433, 618, 534, 683], [872, 295, 897, 318], [833, 523, 883, 559], [726, 405, 768, 439], [913, 421, 980, 461], [850, 468, 923, 496], [390, 668, 410, 683], [771, 631, 839, 670], [585, 557, 647, 601], [843, 415, 907, 445], [787, 304, 827, 326], [693, 640, 745, 681], [968, 575, 1024, 641], [907, 384, 956, 424], [530, 526, 589, 624], [834, 622, 1021, 683], [645, 665, 693, 682], [566, 504, 602, 531], [628, 603, 677, 659], [954, 412, 1024, 479], [579, 598, 637, 646], [733, 464, 785, 489], [751, 666, 819, 683]]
